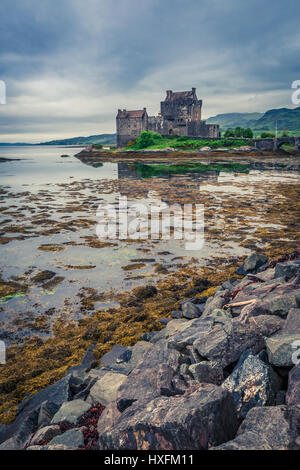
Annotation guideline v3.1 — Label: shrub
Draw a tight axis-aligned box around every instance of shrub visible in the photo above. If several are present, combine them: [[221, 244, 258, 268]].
[[260, 131, 275, 138]]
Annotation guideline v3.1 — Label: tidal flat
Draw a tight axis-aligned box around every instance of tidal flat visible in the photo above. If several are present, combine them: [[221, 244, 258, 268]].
[[0, 146, 299, 423]]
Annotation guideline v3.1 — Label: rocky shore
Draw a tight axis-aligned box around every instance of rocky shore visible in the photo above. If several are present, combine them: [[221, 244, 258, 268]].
[[1, 252, 300, 450]]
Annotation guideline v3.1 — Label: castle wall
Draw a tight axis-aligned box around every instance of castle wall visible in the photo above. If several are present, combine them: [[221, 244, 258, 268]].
[[188, 121, 220, 138], [116, 111, 148, 147]]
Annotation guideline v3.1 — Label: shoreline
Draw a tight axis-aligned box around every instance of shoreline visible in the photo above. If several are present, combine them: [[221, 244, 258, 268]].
[[0, 249, 299, 450]]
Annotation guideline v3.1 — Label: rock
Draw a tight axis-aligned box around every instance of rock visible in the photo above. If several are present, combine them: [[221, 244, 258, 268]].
[[0, 374, 73, 446], [276, 390, 286, 405], [182, 301, 202, 319], [47, 428, 84, 449], [212, 405, 300, 450], [171, 310, 182, 319], [275, 261, 300, 281], [265, 334, 300, 367], [97, 402, 121, 435], [99, 341, 152, 375], [31, 425, 61, 445], [210, 309, 232, 318], [0, 436, 23, 450], [193, 318, 267, 368], [261, 291, 300, 318], [282, 308, 300, 333], [140, 332, 156, 342], [51, 399, 91, 425], [87, 372, 127, 407], [132, 285, 157, 299], [31, 270, 56, 284], [286, 365, 300, 405], [222, 350, 281, 418], [149, 319, 190, 344], [116, 341, 181, 412], [201, 291, 230, 318], [159, 318, 171, 326], [67, 344, 96, 376], [168, 317, 215, 352], [37, 400, 60, 428], [189, 361, 223, 385], [235, 253, 268, 275], [99, 384, 238, 450]]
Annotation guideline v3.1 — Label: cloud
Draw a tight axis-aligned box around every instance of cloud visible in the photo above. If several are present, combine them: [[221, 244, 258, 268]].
[[0, 0, 299, 142]]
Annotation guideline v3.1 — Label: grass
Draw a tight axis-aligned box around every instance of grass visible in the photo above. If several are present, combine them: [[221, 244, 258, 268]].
[[133, 161, 250, 178], [125, 132, 250, 151]]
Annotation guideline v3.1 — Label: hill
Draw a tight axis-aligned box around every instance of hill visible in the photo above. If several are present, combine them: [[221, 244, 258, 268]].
[[39, 133, 116, 146], [206, 112, 263, 129], [207, 107, 300, 135]]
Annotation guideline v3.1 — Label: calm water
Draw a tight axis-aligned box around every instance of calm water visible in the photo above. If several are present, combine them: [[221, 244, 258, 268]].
[[0, 146, 299, 343]]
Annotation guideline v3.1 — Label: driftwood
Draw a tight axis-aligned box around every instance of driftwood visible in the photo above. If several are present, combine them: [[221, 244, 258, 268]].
[[223, 299, 257, 310]]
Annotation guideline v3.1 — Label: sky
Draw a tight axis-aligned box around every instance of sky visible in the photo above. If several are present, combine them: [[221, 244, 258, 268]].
[[0, 0, 299, 143]]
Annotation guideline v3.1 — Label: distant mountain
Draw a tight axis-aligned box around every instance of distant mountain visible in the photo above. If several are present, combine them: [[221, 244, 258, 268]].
[[206, 107, 300, 134], [0, 134, 116, 146], [39, 133, 116, 146], [252, 107, 300, 132], [206, 112, 263, 129]]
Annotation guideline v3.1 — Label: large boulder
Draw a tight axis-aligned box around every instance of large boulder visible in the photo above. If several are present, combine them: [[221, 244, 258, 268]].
[[87, 372, 127, 407], [116, 341, 181, 412], [235, 253, 268, 276], [30, 425, 61, 445], [222, 350, 281, 418], [275, 261, 300, 281], [192, 318, 268, 368], [282, 308, 300, 334], [265, 334, 300, 367], [189, 361, 223, 385], [286, 365, 300, 405], [51, 399, 91, 425], [98, 384, 238, 450], [181, 301, 202, 319], [99, 341, 152, 375], [46, 428, 84, 449], [0, 374, 74, 447], [212, 405, 300, 450]]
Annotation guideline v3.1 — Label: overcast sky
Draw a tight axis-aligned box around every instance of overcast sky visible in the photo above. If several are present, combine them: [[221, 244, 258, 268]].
[[0, 0, 299, 142]]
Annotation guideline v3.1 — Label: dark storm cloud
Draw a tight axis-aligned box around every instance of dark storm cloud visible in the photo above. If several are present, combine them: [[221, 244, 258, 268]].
[[0, 0, 299, 141]]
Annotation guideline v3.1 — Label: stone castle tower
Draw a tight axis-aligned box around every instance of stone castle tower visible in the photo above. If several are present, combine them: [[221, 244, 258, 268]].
[[116, 88, 219, 147]]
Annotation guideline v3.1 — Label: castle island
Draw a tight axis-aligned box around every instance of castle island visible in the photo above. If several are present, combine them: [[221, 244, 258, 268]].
[[116, 88, 220, 147]]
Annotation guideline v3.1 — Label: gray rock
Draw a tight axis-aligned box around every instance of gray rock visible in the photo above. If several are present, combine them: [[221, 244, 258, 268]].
[[266, 334, 300, 367], [275, 261, 300, 281], [168, 317, 215, 352], [282, 308, 300, 333], [37, 401, 60, 428], [31, 425, 61, 445], [0, 374, 74, 446], [87, 372, 127, 407], [182, 301, 202, 319], [189, 361, 223, 385], [210, 308, 232, 318], [116, 341, 181, 412], [99, 341, 152, 375], [0, 436, 23, 450], [97, 402, 121, 436], [286, 364, 300, 405], [171, 310, 182, 319], [235, 253, 268, 275], [47, 428, 84, 449], [201, 291, 230, 318], [212, 405, 300, 450], [51, 399, 91, 424], [193, 318, 267, 368], [99, 384, 238, 450], [222, 350, 281, 418]]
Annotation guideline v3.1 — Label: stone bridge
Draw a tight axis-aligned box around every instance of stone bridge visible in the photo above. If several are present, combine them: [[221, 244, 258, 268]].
[[253, 136, 300, 151]]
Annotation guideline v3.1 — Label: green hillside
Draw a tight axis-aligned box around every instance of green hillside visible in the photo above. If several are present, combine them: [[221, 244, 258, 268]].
[[252, 107, 300, 134], [206, 112, 263, 129], [39, 133, 116, 146], [207, 107, 300, 136]]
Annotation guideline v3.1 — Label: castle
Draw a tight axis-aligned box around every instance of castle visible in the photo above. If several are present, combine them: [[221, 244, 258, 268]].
[[116, 88, 219, 147]]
